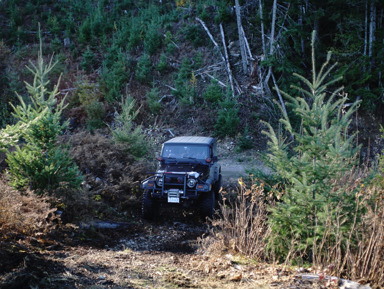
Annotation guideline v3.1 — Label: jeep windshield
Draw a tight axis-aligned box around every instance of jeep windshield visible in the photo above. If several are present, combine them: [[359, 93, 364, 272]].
[[161, 144, 210, 160]]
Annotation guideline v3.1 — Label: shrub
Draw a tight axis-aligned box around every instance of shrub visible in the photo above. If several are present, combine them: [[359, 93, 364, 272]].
[[81, 47, 97, 73], [101, 52, 130, 102], [0, 176, 58, 241], [184, 24, 206, 48], [109, 96, 149, 159], [74, 80, 102, 107], [86, 100, 105, 131], [146, 87, 162, 114], [214, 96, 240, 138], [203, 79, 223, 103], [128, 17, 143, 50], [236, 126, 253, 152], [135, 54, 152, 84], [156, 53, 168, 72], [144, 21, 162, 55]]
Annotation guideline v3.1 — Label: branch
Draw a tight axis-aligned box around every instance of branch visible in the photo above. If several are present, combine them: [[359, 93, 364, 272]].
[[241, 25, 255, 61], [271, 72, 288, 119], [195, 17, 225, 63], [220, 23, 235, 97]]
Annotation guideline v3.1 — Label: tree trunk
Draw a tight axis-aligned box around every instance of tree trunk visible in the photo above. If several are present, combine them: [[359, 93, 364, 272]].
[[259, 0, 266, 56], [364, 0, 368, 57], [299, 3, 305, 57], [264, 0, 277, 85], [369, 0, 376, 70], [235, 0, 248, 75]]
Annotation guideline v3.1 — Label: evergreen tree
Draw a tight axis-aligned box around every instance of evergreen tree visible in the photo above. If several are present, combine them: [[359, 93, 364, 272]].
[[109, 96, 149, 159], [263, 32, 361, 262], [0, 35, 82, 194]]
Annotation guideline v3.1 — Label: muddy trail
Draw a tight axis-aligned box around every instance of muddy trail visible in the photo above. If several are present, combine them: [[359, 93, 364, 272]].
[[0, 211, 318, 289], [1, 200, 358, 289], [0, 153, 363, 288]]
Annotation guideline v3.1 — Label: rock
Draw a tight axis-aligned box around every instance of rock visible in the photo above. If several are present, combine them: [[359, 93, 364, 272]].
[[340, 279, 371, 289], [297, 274, 371, 289], [229, 272, 242, 281]]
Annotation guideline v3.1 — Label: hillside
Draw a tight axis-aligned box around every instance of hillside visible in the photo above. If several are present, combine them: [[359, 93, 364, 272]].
[[1, 1, 384, 288]]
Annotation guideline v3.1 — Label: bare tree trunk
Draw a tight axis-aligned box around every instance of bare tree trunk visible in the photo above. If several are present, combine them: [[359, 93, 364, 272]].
[[264, 0, 277, 85], [259, 0, 266, 56], [235, 0, 248, 74], [369, 0, 376, 70], [364, 0, 368, 57], [299, 3, 305, 56]]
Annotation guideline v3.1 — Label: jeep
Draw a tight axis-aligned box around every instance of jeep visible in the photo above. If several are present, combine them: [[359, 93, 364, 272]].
[[141, 136, 222, 219]]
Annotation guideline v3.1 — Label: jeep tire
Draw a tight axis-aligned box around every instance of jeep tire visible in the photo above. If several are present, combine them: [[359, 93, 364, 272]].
[[199, 190, 215, 220], [142, 190, 157, 220]]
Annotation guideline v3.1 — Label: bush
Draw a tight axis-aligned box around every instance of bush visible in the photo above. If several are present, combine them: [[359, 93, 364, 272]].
[[74, 80, 102, 107], [110, 96, 150, 159], [135, 54, 152, 84], [236, 126, 253, 152], [81, 47, 97, 73], [86, 100, 105, 131], [101, 52, 130, 102], [146, 87, 162, 114], [214, 96, 240, 138], [0, 176, 58, 241], [184, 24, 206, 48], [203, 79, 223, 103], [144, 21, 162, 55], [156, 53, 168, 72]]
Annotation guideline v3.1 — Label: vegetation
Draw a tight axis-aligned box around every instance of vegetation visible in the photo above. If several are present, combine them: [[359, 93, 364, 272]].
[[109, 96, 149, 159], [1, 0, 384, 287], [0, 39, 82, 195], [263, 32, 361, 262]]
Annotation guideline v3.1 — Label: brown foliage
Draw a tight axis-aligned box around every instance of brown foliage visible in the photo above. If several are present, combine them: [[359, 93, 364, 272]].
[[61, 131, 153, 220], [0, 176, 58, 241], [208, 179, 270, 261]]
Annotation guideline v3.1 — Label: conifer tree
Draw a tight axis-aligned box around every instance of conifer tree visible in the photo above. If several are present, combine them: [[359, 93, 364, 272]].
[[262, 31, 361, 261], [1, 33, 82, 194]]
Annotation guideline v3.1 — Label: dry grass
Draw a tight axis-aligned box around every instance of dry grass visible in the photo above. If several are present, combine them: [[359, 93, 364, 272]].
[[304, 168, 384, 287], [209, 179, 270, 261], [0, 175, 58, 241]]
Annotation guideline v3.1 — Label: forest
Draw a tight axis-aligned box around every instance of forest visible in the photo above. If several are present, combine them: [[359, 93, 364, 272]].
[[0, 0, 384, 288]]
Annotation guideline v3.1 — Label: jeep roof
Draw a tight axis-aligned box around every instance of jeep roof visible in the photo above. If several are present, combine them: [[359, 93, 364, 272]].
[[164, 136, 215, 146]]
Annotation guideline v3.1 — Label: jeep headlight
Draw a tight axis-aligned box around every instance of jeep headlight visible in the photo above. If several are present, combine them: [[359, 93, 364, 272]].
[[156, 177, 164, 187], [187, 178, 197, 188]]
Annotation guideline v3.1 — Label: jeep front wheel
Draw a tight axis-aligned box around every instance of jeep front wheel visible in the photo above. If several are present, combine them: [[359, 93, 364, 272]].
[[142, 190, 157, 220], [199, 191, 215, 220]]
